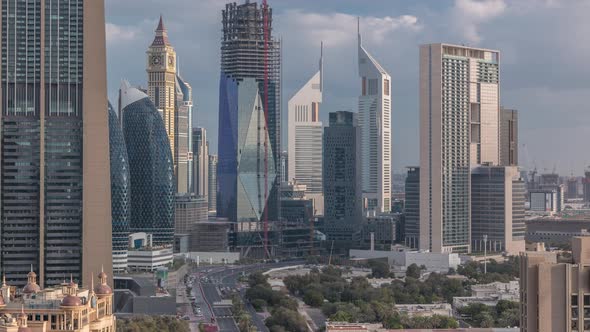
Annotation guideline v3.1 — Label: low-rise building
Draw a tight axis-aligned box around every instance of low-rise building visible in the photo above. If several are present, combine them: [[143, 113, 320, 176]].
[[360, 213, 401, 250], [190, 221, 231, 252], [394, 303, 453, 317], [127, 232, 173, 272], [114, 275, 175, 316], [453, 281, 519, 308], [0, 270, 115, 332], [349, 248, 460, 273], [525, 218, 590, 245]]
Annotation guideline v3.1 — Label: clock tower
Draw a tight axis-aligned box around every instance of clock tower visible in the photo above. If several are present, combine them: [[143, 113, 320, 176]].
[[147, 15, 177, 162]]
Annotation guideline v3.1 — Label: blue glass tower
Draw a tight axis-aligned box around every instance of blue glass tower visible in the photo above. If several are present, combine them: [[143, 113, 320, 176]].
[[218, 1, 281, 223], [120, 81, 175, 246], [108, 103, 130, 272], [218, 76, 276, 222]]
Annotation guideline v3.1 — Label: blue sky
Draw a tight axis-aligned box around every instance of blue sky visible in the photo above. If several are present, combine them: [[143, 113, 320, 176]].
[[105, 0, 590, 175]]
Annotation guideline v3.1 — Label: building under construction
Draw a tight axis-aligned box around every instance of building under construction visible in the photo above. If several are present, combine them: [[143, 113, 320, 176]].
[[218, 0, 282, 258]]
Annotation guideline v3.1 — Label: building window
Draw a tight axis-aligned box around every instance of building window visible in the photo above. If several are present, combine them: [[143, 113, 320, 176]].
[[384, 79, 390, 96]]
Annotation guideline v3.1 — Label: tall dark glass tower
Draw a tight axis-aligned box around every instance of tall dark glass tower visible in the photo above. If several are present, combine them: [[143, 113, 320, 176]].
[[323, 111, 362, 243], [108, 103, 130, 272], [120, 81, 175, 246], [404, 166, 420, 248], [218, 1, 281, 223], [0, 0, 111, 287]]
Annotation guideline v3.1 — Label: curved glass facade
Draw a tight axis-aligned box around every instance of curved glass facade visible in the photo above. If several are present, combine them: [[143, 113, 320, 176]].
[[122, 92, 175, 246], [108, 103, 130, 272]]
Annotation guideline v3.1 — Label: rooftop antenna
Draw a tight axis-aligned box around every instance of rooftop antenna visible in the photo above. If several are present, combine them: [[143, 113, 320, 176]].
[[357, 17, 361, 45], [319, 41, 324, 92]]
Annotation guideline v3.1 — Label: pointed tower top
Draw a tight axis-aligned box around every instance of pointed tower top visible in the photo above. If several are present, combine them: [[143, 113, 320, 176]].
[[156, 14, 166, 32], [151, 15, 171, 47], [357, 17, 361, 46]]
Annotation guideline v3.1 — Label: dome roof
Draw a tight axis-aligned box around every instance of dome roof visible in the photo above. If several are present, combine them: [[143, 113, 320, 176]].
[[94, 284, 112, 295], [61, 295, 82, 307], [26, 271, 36, 278], [98, 271, 107, 280], [22, 283, 40, 294]]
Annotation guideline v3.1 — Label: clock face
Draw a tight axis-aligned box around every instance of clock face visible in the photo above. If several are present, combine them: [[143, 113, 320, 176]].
[[151, 55, 162, 66]]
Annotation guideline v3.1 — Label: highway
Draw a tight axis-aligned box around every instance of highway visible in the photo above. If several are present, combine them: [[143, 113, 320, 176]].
[[189, 261, 305, 332]]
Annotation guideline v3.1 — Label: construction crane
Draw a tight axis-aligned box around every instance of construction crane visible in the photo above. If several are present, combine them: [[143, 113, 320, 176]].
[[262, 0, 270, 259]]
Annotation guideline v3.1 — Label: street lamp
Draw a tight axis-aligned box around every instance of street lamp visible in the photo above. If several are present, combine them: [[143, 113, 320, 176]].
[[483, 234, 488, 274]]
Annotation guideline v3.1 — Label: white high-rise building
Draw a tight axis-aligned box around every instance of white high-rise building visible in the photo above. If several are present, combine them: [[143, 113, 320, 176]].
[[287, 45, 324, 215], [419, 43, 500, 253], [358, 20, 392, 214]]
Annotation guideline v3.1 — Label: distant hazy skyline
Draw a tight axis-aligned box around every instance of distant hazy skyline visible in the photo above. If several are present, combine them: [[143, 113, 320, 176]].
[[105, 0, 590, 174]]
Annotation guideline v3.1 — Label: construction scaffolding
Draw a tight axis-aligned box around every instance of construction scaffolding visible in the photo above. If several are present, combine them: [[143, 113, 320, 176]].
[[221, 1, 282, 258]]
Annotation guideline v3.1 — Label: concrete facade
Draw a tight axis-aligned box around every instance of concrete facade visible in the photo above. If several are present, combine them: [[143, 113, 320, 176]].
[[287, 45, 324, 215], [420, 44, 500, 254], [519, 237, 590, 331], [349, 249, 460, 273], [0, 0, 112, 288], [358, 21, 392, 214]]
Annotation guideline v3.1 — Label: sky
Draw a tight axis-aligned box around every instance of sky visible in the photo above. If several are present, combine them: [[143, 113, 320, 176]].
[[104, 0, 590, 175]]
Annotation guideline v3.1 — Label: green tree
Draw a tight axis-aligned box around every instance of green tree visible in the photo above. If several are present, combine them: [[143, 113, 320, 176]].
[[303, 289, 324, 307], [406, 264, 421, 279], [248, 271, 269, 287], [265, 307, 308, 332], [369, 259, 390, 278]]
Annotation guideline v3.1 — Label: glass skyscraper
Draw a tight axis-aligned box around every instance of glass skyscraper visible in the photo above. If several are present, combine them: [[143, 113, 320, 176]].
[[108, 103, 130, 273], [218, 77, 276, 222], [323, 111, 362, 243], [218, 1, 281, 223], [120, 81, 175, 246], [0, 0, 111, 287]]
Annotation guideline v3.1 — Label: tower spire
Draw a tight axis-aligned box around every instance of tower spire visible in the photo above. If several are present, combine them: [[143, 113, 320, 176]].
[[157, 14, 166, 32], [319, 41, 324, 92], [357, 17, 361, 46], [151, 15, 170, 46]]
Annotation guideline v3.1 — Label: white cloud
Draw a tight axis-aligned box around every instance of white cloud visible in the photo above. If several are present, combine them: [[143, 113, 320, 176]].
[[278, 10, 421, 47], [452, 0, 506, 43], [106, 23, 141, 43]]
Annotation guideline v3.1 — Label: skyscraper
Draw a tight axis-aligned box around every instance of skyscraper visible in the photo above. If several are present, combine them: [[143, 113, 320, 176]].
[[177, 75, 194, 192], [0, 0, 111, 287], [471, 166, 525, 255], [419, 44, 500, 253], [499, 108, 518, 166], [208, 155, 218, 213], [358, 20, 392, 214], [147, 16, 188, 192], [174, 76, 190, 193], [323, 111, 362, 243], [108, 103, 131, 273], [404, 167, 420, 249], [193, 127, 209, 198], [218, 1, 281, 222], [218, 77, 276, 222], [287, 45, 324, 215], [120, 81, 175, 246]]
